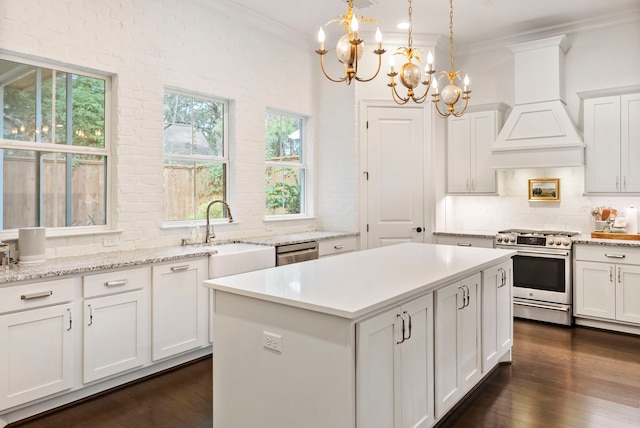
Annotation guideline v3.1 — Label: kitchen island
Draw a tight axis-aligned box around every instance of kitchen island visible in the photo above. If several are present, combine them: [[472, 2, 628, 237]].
[[204, 242, 515, 428]]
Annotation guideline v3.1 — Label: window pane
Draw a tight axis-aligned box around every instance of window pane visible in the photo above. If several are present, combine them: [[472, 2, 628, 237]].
[[163, 159, 226, 221], [0, 59, 104, 148], [265, 112, 302, 162], [163, 93, 224, 157], [265, 166, 304, 215], [1, 150, 105, 229]]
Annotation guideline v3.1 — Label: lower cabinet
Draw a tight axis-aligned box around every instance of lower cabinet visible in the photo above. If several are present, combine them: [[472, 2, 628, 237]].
[[152, 258, 209, 361], [481, 261, 513, 372], [434, 273, 481, 418], [82, 267, 151, 383], [319, 236, 358, 257], [575, 261, 640, 324], [356, 294, 434, 428], [0, 278, 76, 411]]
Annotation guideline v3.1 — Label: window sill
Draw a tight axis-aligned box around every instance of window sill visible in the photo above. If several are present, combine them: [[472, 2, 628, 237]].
[[264, 215, 316, 223]]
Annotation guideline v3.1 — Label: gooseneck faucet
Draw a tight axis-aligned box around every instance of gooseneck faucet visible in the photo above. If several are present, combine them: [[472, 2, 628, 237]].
[[205, 200, 234, 243]]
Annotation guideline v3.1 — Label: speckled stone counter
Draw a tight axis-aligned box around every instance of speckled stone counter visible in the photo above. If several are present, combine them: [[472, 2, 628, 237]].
[[432, 230, 497, 239], [0, 231, 357, 286], [240, 230, 358, 246], [573, 235, 640, 247]]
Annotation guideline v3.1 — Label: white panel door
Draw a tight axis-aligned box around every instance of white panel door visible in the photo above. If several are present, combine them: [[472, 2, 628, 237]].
[[366, 106, 425, 249], [616, 265, 640, 324], [575, 261, 616, 320], [584, 96, 621, 193]]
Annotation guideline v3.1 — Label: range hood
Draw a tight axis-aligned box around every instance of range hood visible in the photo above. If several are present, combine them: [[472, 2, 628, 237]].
[[491, 35, 584, 169]]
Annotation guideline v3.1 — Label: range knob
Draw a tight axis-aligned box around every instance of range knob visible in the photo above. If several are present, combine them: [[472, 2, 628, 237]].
[[562, 239, 570, 246], [496, 235, 503, 243], [509, 236, 516, 243], [548, 238, 555, 245]]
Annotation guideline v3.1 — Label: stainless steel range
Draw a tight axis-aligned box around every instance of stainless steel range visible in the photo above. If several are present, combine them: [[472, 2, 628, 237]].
[[495, 229, 580, 326]]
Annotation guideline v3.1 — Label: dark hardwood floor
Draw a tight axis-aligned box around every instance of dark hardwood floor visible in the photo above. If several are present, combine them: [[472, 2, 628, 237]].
[[10, 320, 640, 428]]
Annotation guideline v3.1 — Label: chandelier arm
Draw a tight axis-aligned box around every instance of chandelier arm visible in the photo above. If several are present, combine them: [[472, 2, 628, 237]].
[[432, 97, 450, 119], [450, 96, 470, 118], [317, 54, 349, 83], [390, 84, 410, 105], [354, 52, 384, 83]]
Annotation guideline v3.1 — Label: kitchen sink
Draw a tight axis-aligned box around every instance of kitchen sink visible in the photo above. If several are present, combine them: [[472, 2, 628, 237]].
[[208, 242, 275, 278]]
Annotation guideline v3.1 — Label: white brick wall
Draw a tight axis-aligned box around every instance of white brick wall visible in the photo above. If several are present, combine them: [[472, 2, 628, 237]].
[[0, 0, 321, 257]]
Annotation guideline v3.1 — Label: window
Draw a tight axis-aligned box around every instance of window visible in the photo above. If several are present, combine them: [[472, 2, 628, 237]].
[[265, 111, 306, 217], [163, 91, 229, 223], [0, 57, 109, 231]]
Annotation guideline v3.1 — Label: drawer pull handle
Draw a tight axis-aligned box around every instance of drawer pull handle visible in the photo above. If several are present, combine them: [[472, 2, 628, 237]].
[[21, 291, 53, 301], [171, 265, 190, 272], [334, 245, 344, 250], [105, 279, 128, 287], [457, 243, 472, 247], [605, 253, 626, 259]]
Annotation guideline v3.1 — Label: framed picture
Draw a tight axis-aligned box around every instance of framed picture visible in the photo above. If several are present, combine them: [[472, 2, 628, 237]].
[[528, 178, 560, 202]]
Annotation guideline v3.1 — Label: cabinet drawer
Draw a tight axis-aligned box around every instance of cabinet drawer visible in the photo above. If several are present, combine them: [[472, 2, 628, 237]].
[[435, 235, 494, 248], [318, 237, 357, 257], [575, 245, 640, 265], [84, 267, 150, 298], [0, 277, 76, 314]]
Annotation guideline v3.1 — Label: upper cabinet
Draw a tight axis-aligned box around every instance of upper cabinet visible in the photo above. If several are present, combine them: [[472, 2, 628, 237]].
[[447, 103, 508, 194], [584, 91, 640, 194]]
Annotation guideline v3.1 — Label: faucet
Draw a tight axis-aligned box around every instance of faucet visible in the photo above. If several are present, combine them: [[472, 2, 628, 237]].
[[205, 200, 234, 243]]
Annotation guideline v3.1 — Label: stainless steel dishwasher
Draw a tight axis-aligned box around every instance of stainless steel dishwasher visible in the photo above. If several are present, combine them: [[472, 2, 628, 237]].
[[275, 241, 319, 266]]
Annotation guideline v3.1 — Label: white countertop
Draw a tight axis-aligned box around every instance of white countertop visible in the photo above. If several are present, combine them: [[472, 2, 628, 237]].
[[204, 243, 515, 319]]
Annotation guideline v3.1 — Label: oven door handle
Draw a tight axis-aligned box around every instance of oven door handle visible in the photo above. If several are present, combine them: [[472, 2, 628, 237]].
[[516, 250, 570, 258], [514, 300, 571, 313]]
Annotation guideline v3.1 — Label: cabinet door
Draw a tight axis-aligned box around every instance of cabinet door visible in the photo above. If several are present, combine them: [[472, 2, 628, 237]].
[[616, 265, 640, 324], [620, 93, 640, 192], [356, 294, 434, 428], [481, 261, 513, 373], [459, 273, 481, 391], [435, 281, 462, 417], [575, 261, 616, 319], [447, 116, 472, 193], [83, 289, 149, 383], [399, 294, 434, 428], [584, 96, 621, 193], [435, 273, 481, 418], [470, 111, 497, 193], [152, 259, 208, 361], [0, 304, 74, 410]]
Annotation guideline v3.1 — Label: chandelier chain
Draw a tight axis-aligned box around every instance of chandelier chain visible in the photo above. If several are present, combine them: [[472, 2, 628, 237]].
[[408, 0, 413, 48], [449, 0, 454, 71]]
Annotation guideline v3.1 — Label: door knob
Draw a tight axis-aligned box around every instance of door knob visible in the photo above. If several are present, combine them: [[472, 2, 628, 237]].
[[412, 227, 423, 233]]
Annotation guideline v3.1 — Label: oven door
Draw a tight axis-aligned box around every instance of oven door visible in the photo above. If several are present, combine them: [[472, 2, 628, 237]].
[[499, 246, 572, 305]]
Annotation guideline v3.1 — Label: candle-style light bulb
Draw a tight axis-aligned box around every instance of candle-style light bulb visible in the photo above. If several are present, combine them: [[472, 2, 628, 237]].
[[318, 27, 325, 50], [350, 15, 359, 32], [463, 74, 470, 91], [375, 27, 382, 50], [389, 56, 395, 73], [426, 51, 434, 71], [432, 78, 439, 94]]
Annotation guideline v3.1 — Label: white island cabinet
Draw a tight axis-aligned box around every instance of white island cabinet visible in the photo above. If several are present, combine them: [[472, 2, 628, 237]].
[[204, 243, 515, 428]]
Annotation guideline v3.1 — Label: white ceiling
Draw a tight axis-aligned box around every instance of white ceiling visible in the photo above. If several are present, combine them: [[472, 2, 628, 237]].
[[213, 0, 640, 46]]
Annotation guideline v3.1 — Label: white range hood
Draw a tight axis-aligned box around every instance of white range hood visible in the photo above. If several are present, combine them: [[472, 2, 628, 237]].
[[491, 35, 585, 169]]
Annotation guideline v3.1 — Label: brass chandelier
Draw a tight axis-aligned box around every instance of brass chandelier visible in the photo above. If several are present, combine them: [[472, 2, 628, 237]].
[[388, 0, 435, 105], [431, 0, 471, 118], [315, 0, 386, 85]]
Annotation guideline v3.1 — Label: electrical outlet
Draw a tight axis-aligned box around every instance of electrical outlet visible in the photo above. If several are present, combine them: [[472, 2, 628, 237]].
[[263, 331, 282, 353]]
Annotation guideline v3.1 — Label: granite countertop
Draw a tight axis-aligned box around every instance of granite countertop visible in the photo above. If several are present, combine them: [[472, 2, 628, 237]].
[[0, 231, 357, 286], [432, 230, 497, 239], [573, 234, 640, 247]]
